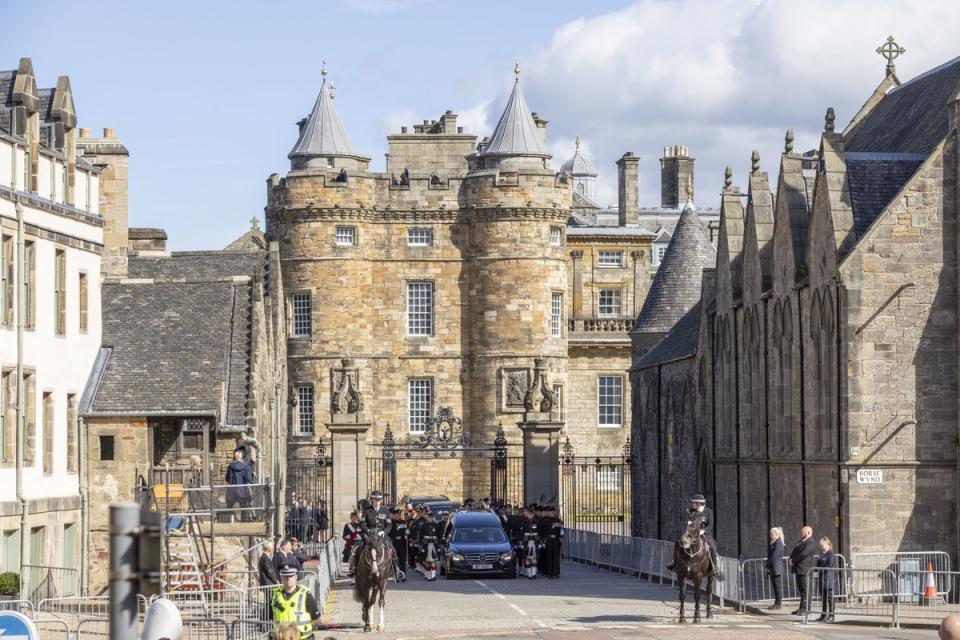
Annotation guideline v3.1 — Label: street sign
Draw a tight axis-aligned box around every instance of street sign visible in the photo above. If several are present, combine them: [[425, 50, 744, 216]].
[[0, 611, 39, 640], [856, 469, 883, 484]]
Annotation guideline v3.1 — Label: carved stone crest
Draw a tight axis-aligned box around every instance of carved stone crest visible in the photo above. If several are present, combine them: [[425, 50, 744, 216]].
[[331, 358, 364, 416], [523, 357, 556, 413], [503, 368, 530, 409]]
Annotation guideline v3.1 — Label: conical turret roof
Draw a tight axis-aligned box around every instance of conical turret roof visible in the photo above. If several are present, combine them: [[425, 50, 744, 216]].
[[631, 199, 715, 335], [289, 69, 361, 160], [479, 66, 549, 158]]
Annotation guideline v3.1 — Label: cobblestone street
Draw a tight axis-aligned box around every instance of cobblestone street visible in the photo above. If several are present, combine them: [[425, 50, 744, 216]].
[[318, 561, 934, 639]]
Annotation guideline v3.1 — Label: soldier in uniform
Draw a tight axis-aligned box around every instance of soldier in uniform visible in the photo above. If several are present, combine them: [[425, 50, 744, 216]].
[[417, 508, 444, 581], [388, 508, 409, 582], [519, 506, 541, 578], [541, 505, 564, 579]]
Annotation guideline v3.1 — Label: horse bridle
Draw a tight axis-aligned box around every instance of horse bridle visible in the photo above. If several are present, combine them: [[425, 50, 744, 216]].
[[680, 519, 707, 560]]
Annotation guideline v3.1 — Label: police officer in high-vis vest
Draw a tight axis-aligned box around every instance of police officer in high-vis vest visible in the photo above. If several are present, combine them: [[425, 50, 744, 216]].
[[272, 565, 320, 639]]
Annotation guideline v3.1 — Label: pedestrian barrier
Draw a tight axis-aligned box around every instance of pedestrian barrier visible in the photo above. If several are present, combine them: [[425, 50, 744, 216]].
[[803, 567, 899, 626], [231, 619, 273, 640], [20, 564, 81, 604], [878, 569, 960, 624], [850, 551, 952, 600], [736, 554, 847, 612], [31, 617, 72, 640], [0, 599, 35, 617]]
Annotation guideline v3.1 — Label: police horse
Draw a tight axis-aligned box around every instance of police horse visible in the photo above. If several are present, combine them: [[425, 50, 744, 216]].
[[353, 532, 394, 632], [673, 513, 714, 624]]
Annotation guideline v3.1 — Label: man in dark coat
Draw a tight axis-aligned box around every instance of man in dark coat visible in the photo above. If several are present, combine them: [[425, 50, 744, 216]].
[[789, 526, 818, 615], [225, 450, 253, 522], [273, 538, 301, 575], [258, 541, 279, 619]]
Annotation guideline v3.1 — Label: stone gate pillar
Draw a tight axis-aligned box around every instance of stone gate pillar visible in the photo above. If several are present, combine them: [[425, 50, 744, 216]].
[[517, 358, 564, 505], [327, 358, 371, 535]]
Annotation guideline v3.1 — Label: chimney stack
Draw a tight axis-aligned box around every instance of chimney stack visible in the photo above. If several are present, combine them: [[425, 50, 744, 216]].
[[78, 128, 129, 278], [660, 145, 695, 208], [617, 152, 640, 226], [531, 112, 548, 145]]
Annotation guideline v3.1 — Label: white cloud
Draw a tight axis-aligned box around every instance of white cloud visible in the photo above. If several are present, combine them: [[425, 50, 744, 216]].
[[381, 99, 492, 139], [519, 0, 960, 209]]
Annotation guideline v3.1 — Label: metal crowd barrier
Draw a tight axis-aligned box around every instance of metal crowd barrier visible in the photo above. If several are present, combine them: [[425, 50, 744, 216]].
[[737, 554, 847, 612], [803, 567, 899, 626], [21, 564, 81, 604], [850, 551, 952, 599]]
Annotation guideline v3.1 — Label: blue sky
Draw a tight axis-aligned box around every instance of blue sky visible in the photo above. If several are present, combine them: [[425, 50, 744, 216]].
[[5, 1, 960, 250]]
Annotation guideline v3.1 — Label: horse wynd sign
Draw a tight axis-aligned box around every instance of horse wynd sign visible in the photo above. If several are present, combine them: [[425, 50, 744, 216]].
[[856, 469, 883, 484]]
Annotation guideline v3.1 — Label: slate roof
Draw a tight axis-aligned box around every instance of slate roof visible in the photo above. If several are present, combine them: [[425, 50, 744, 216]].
[[479, 78, 549, 157], [845, 55, 960, 155], [631, 202, 716, 335], [85, 279, 253, 428], [289, 78, 362, 159], [128, 251, 263, 280], [845, 155, 924, 238], [636, 303, 701, 368]]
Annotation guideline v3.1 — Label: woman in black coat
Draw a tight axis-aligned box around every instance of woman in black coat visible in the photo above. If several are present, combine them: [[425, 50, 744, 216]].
[[766, 527, 785, 609], [816, 537, 838, 622]]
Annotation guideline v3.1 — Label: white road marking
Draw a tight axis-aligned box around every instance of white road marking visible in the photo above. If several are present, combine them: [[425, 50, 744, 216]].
[[474, 579, 529, 618], [533, 619, 547, 628], [508, 603, 528, 616]]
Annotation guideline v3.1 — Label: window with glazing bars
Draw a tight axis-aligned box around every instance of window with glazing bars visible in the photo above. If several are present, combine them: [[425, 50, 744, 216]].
[[551, 292, 563, 337], [408, 378, 432, 433], [292, 293, 312, 337], [598, 251, 622, 267], [406, 282, 433, 336], [54, 249, 65, 335], [297, 385, 315, 435], [407, 228, 433, 246], [598, 376, 623, 427], [335, 226, 355, 246], [598, 289, 622, 316], [550, 227, 562, 246], [0, 235, 10, 326]]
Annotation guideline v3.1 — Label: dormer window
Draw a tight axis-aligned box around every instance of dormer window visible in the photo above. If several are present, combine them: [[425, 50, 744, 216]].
[[326, 158, 334, 168]]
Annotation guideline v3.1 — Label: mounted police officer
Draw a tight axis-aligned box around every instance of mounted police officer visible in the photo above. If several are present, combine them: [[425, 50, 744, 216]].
[[350, 490, 395, 577], [668, 494, 723, 580], [271, 565, 321, 639]]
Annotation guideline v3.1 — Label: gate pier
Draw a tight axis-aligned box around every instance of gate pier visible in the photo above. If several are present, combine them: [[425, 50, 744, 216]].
[[518, 358, 563, 505], [328, 417, 371, 537]]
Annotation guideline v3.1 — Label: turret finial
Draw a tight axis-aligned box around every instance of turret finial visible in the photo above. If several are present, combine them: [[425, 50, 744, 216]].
[[321, 59, 327, 78], [685, 181, 694, 203], [785, 129, 794, 154], [825, 107, 836, 133], [329, 83, 336, 101], [751, 150, 760, 174], [575, 135, 581, 151], [876, 36, 905, 77], [514, 60, 520, 79], [724, 166, 732, 189]]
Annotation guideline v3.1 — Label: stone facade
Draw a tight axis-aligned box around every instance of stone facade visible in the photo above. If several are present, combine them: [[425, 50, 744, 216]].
[[632, 51, 960, 560]]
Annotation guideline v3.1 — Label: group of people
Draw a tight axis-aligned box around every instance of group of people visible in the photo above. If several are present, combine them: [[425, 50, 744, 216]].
[[257, 538, 322, 639], [498, 503, 564, 578], [283, 499, 329, 543], [341, 491, 446, 582], [767, 525, 838, 621]]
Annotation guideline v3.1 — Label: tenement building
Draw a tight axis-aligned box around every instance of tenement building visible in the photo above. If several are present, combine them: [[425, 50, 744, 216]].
[[631, 43, 960, 560], [0, 58, 102, 590], [267, 64, 717, 528]]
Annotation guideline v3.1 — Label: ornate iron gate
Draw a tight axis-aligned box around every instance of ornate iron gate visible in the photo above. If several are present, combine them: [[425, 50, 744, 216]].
[[284, 440, 333, 541], [367, 407, 522, 506], [560, 436, 633, 537]]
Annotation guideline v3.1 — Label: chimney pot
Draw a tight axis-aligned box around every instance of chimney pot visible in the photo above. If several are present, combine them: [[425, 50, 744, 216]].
[[103, 127, 114, 139], [457, 126, 464, 133], [401, 126, 408, 133], [79, 128, 89, 139]]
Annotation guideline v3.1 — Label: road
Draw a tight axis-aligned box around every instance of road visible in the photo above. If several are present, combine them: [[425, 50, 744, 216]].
[[316, 561, 937, 639]]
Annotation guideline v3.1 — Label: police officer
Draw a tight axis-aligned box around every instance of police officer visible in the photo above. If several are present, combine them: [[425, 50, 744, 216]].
[[541, 506, 563, 579], [668, 494, 723, 580], [388, 508, 409, 581], [272, 565, 321, 639]]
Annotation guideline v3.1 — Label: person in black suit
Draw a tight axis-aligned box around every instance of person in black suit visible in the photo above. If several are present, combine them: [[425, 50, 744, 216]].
[[816, 537, 838, 622], [273, 538, 301, 575], [789, 526, 818, 615], [258, 541, 279, 619], [766, 527, 785, 609]]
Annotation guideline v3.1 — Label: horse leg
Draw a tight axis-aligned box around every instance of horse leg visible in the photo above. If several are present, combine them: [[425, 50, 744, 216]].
[[678, 572, 687, 624], [362, 594, 371, 632], [377, 586, 385, 632], [706, 575, 714, 619], [693, 576, 701, 623]]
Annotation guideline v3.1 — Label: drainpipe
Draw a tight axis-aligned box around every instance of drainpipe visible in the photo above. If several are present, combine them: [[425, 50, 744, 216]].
[[15, 198, 28, 572], [79, 415, 89, 592]]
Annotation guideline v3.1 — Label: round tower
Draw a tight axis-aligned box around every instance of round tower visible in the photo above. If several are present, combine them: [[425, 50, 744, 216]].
[[460, 64, 572, 443]]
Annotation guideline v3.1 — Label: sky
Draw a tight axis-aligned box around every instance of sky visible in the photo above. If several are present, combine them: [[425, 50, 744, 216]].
[[5, 0, 960, 251]]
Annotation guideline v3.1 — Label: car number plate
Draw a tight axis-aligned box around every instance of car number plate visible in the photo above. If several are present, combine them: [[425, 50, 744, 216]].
[[472, 563, 493, 570]]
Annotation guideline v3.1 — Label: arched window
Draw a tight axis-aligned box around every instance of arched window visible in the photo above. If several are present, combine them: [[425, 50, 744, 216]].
[[780, 297, 794, 456], [819, 288, 835, 457], [577, 182, 585, 194], [809, 291, 824, 455]]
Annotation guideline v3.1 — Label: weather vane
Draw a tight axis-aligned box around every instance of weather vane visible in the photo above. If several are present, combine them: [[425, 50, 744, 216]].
[[876, 36, 905, 77]]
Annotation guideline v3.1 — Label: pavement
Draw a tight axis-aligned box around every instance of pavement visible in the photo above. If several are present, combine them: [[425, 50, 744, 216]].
[[315, 561, 940, 639]]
